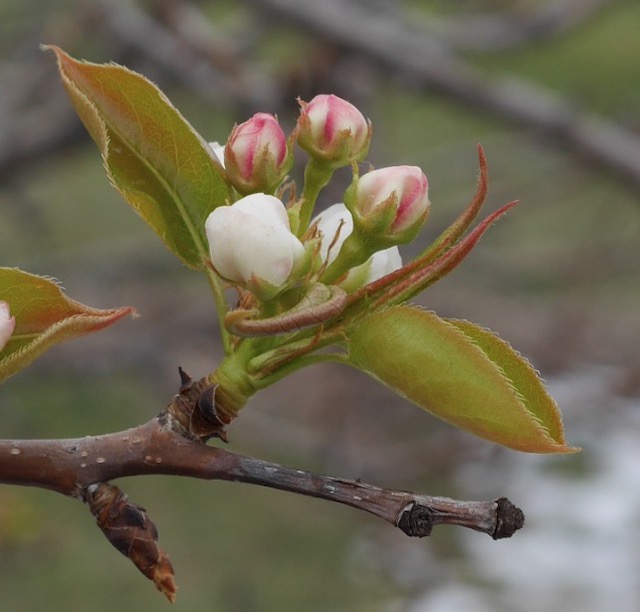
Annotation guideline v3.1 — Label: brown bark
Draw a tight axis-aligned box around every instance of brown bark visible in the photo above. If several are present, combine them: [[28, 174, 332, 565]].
[[0, 372, 524, 598], [0, 414, 523, 540]]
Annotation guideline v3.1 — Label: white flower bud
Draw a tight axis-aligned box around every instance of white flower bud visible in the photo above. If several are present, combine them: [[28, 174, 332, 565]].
[[313, 203, 402, 289], [313, 203, 353, 266], [365, 246, 403, 283], [205, 194, 306, 300], [208, 142, 225, 167], [0, 301, 16, 352]]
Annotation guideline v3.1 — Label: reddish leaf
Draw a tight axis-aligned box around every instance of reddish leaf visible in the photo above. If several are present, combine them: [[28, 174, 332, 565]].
[[0, 268, 134, 384]]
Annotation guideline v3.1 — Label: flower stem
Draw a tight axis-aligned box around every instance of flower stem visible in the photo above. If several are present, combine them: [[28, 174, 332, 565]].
[[320, 230, 371, 285], [205, 267, 233, 355], [297, 159, 335, 234], [207, 341, 257, 420]]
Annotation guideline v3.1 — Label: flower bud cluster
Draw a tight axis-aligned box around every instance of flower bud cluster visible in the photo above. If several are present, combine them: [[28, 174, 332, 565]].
[[204, 94, 430, 305]]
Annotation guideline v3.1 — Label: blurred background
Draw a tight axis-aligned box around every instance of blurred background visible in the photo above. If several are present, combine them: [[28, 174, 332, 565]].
[[1, 0, 639, 610]]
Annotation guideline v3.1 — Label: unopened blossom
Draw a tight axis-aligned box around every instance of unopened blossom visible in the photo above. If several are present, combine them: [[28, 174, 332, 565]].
[[0, 301, 15, 352], [297, 94, 371, 166], [205, 193, 306, 300], [346, 165, 430, 244], [208, 141, 226, 167], [313, 203, 354, 266], [224, 113, 291, 194], [313, 203, 402, 289], [364, 246, 403, 282]]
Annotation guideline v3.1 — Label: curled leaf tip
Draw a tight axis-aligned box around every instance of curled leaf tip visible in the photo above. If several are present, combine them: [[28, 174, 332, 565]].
[[476, 144, 487, 176], [0, 268, 137, 384]]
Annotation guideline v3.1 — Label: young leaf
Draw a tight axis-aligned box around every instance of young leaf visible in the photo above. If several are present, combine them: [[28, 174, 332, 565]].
[[346, 306, 577, 454], [0, 268, 134, 384], [46, 46, 232, 269]]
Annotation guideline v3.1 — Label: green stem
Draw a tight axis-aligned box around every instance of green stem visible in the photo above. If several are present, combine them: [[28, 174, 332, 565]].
[[208, 340, 258, 420], [247, 326, 346, 379], [320, 230, 373, 285], [252, 351, 347, 390], [205, 267, 233, 355], [297, 159, 335, 235]]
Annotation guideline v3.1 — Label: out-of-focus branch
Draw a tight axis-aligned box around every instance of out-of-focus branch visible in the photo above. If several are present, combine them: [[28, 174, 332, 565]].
[[93, 0, 277, 109], [414, 0, 620, 52], [0, 40, 87, 182], [248, 0, 640, 191], [0, 0, 277, 182], [4, 0, 633, 190]]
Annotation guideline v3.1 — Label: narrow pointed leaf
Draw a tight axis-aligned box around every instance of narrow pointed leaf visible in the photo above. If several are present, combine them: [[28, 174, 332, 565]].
[[46, 46, 231, 269], [380, 201, 518, 308], [416, 144, 489, 264], [346, 306, 576, 454], [0, 268, 135, 384], [342, 201, 517, 323]]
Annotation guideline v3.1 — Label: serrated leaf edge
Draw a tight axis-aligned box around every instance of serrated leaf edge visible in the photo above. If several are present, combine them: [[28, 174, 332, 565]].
[[446, 317, 579, 454]]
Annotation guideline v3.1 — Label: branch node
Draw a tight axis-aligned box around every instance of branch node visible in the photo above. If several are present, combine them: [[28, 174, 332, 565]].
[[397, 503, 434, 538], [196, 384, 229, 443], [164, 375, 230, 442], [492, 497, 525, 540]]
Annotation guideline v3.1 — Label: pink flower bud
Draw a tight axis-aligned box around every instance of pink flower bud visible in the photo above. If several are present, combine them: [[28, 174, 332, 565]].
[[297, 94, 371, 166], [224, 113, 291, 195], [205, 194, 307, 300], [347, 165, 430, 243], [0, 301, 16, 352]]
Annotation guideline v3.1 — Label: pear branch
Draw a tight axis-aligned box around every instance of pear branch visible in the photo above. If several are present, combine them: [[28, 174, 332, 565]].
[[0, 372, 523, 600], [0, 412, 523, 540]]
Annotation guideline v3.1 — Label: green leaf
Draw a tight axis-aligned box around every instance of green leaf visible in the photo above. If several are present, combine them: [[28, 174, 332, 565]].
[[46, 45, 232, 269], [346, 306, 577, 454], [0, 268, 135, 384]]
